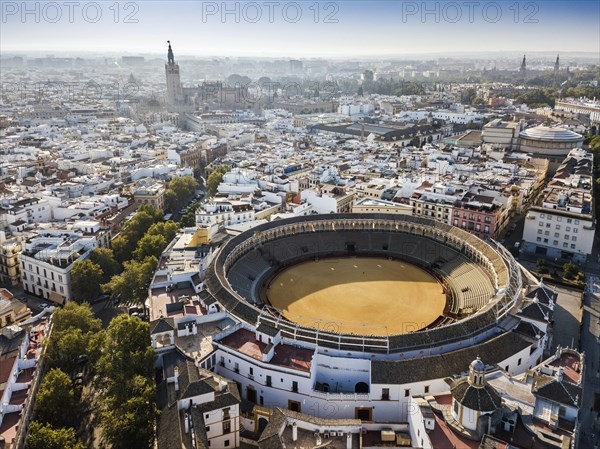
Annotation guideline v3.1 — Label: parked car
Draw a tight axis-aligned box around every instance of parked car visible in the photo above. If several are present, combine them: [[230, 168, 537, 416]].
[[92, 294, 109, 304], [39, 303, 48, 309]]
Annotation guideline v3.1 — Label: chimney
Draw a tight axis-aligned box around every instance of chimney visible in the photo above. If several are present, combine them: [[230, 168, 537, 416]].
[[184, 413, 189, 433], [292, 422, 297, 442], [346, 432, 352, 449], [174, 366, 180, 391], [556, 367, 564, 382]]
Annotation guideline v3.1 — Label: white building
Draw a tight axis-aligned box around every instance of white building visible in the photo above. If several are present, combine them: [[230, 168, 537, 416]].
[[20, 221, 110, 303], [522, 149, 595, 263]]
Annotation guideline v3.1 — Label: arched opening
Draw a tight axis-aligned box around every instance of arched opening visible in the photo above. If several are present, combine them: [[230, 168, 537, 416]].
[[355, 382, 369, 394], [257, 418, 268, 433]]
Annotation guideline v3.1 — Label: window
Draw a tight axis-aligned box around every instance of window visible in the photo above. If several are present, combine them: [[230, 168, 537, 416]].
[[575, 220, 580, 224], [205, 426, 210, 432], [292, 381, 298, 392], [540, 214, 545, 218], [223, 408, 230, 420], [553, 240, 559, 246], [424, 385, 430, 394], [555, 225, 561, 230], [538, 221, 544, 227], [518, 358, 522, 366], [536, 237, 541, 242], [571, 244, 576, 249], [404, 389, 410, 397], [223, 421, 231, 434], [567, 218, 572, 223], [546, 223, 551, 228], [572, 236, 577, 241], [566, 227, 571, 232], [554, 232, 559, 238], [564, 235, 570, 240], [573, 228, 578, 233], [537, 229, 542, 234], [224, 440, 230, 447], [543, 238, 548, 243], [563, 243, 568, 248], [544, 231, 549, 236], [382, 388, 390, 400], [557, 217, 562, 222], [249, 367, 253, 375]]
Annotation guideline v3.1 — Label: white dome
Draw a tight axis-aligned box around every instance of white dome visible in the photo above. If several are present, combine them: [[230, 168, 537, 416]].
[[519, 125, 583, 142], [470, 357, 485, 372]]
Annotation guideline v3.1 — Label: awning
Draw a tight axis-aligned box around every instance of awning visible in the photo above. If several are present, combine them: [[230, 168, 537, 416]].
[[49, 292, 66, 305]]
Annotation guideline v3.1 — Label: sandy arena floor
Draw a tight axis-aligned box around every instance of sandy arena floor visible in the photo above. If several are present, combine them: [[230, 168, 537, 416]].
[[265, 257, 446, 336]]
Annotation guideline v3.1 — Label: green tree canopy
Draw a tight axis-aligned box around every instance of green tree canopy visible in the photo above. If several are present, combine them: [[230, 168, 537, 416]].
[[112, 205, 164, 263], [34, 368, 77, 428], [102, 256, 157, 305], [98, 375, 157, 449], [70, 259, 103, 303], [132, 234, 168, 261], [206, 165, 230, 197], [95, 315, 156, 449], [25, 422, 84, 449], [147, 221, 179, 242], [89, 248, 121, 281], [51, 302, 102, 335], [163, 176, 198, 212], [45, 303, 103, 373]]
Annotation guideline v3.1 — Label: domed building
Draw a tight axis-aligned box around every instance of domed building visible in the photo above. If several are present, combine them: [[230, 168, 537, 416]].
[[450, 357, 502, 432], [518, 125, 584, 171]]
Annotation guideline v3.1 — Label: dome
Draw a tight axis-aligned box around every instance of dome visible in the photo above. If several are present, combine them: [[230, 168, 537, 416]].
[[519, 125, 584, 142], [451, 379, 502, 412], [470, 357, 485, 372]]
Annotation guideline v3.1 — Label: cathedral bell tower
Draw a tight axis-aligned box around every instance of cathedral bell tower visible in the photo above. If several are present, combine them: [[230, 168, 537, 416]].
[[165, 40, 183, 106]]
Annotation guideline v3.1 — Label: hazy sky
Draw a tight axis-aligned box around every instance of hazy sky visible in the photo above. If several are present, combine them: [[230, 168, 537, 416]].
[[2, 1, 599, 57]]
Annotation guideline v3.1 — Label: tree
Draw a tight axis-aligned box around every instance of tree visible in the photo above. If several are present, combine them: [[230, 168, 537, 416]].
[[95, 316, 156, 449], [34, 368, 77, 428], [89, 248, 121, 281], [98, 376, 156, 449], [563, 262, 578, 279], [45, 303, 103, 373], [168, 176, 197, 202], [132, 234, 168, 261], [51, 302, 102, 336], [536, 258, 548, 274], [112, 206, 164, 263], [163, 189, 178, 213], [96, 315, 155, 401], [25, 422, 84, 449], [147, 221, 179, 243], [102, 257, 158, 305], [70, 260, 103, 303], [206, 165, 229, 197]]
